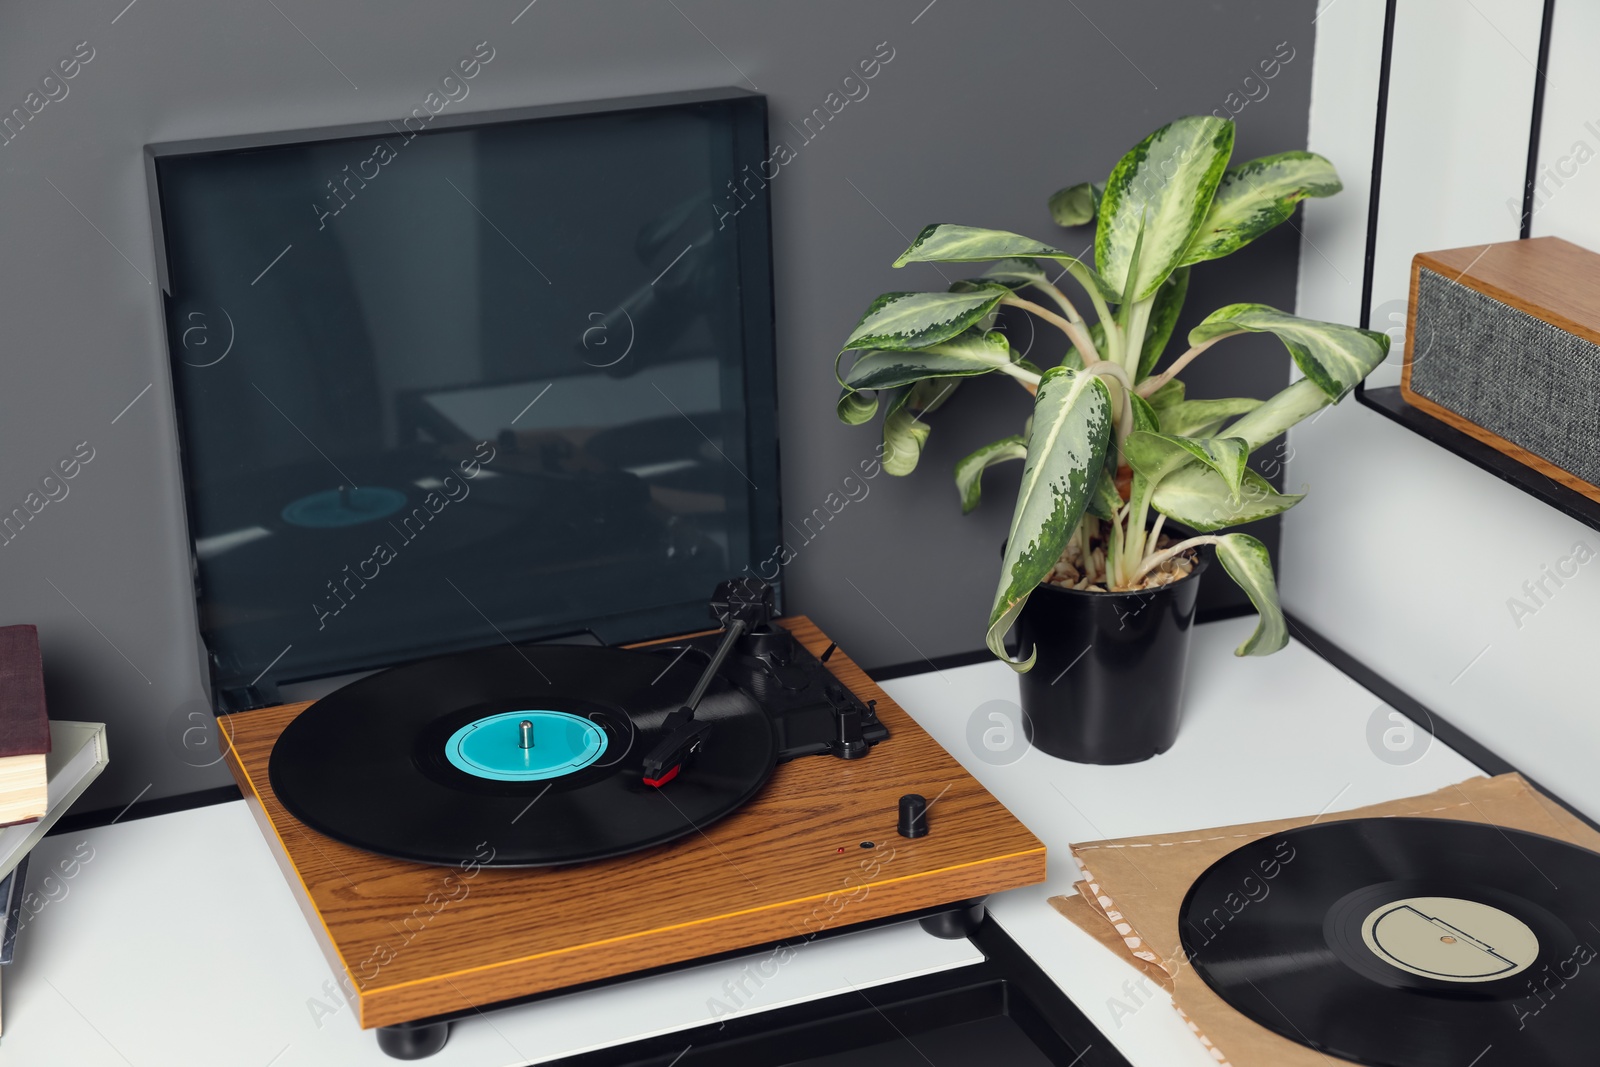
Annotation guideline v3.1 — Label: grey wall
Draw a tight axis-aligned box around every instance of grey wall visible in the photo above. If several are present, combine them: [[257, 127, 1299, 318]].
[[0, 0, 1318, 811]]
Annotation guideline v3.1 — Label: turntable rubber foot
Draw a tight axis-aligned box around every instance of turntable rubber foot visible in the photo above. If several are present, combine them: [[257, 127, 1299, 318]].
[[376, 1019, 451, 1059], [919, 897, 987, 939]]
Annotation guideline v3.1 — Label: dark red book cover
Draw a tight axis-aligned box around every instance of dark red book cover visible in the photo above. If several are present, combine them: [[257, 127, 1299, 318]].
[[0, 625, 49, 759]]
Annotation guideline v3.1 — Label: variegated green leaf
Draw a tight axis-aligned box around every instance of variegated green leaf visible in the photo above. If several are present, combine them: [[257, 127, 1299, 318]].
[[893, 223, 1085, 269], [1138, 267, 1190, 381], [920, 377, 961, 415], [881, 387, 929, 476], [1115, 211, 1149, 324], [1146, 378, 1185, 412], [1086, 463, 1123, 521], [947, 278, 1007, 296], [1218, 376, 1332, 450], [1088, 381, 1132, 520], [955, 435, 1027, 514], [1179, 152, 1342, 267], [842, 330, 1014, 391], [881, 379, 959, 476], [1157, 397, 1263, 438], [1150, 465, 1303, 532], [836, 388, 878, 425], [1129, 391, 1161, 434], [976, 257, 1052, 290], [1219, 378, 1330, 451], [894, 225, 1116, 300], [1188, 303, 1390, 400], [1213, 533, 1287, 655], [987, 367, 1113, 669], [844, 285, 1012, 351], [1048, 181, 1102, 227], [1097, 117, 1234, 303], [1124, 431, 1249, 501]]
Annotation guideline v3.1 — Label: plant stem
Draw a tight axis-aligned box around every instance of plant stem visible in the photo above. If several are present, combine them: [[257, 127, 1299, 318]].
[[1060, 261, 1117, 340], [1002, 293, 1081, 326], [1028, 278, 1085, 324], [1001, 296, 1102, 364], [1120, 297, 1153, 380], [997, 361, 1042, 387], [1086, 361, 1135, 452], [1102, 318, 1123, 369], [1107, 505, 1126, 585], [1128, 534, 1219, 587], [1119, 478, 1153, 587], [1135, 331, 1245, 397]]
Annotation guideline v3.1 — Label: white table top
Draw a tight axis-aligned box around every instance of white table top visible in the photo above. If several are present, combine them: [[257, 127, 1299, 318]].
[[880, 616, 1485, 1067], [2, 804, 981, 1066], [1, 617, 1486, 1066]]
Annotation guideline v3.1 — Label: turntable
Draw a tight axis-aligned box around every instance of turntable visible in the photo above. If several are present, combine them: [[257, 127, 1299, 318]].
[[219, 582, 1046, 1058]]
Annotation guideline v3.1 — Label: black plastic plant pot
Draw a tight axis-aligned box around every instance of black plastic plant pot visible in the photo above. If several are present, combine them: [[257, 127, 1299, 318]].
[[1014, 559, 1207, 765]]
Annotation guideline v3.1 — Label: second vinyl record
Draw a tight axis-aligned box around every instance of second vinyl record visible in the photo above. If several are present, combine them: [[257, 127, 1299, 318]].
[[1180, 817, 1600, 1067]]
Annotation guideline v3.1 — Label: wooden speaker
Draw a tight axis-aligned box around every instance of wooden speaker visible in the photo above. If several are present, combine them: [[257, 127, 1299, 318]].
[[1402, 236, 1600, 504]]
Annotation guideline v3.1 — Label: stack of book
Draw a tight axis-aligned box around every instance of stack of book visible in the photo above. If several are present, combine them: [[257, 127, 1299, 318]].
[[0, 625, 109, 1036]]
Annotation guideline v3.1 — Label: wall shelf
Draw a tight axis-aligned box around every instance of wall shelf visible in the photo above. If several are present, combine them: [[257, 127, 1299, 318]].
[[1352, 0, 1598, 533], [1357, 384, 1600, 533]]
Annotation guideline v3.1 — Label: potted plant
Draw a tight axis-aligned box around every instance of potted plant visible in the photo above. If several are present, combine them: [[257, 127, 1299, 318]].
[[833, 116, 1389, 764]]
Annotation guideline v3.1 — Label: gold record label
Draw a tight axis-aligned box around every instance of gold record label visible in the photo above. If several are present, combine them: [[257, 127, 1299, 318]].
[[1360, 896, 1539, 983]]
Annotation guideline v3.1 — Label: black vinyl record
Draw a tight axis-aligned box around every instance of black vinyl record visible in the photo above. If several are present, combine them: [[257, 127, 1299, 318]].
[[268, 642, 777, 867], [1180, 818, 1600, 1067]]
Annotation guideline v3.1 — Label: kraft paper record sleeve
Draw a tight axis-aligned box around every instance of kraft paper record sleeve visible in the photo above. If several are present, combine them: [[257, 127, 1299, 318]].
[[1051, 773, 1600, 1067]]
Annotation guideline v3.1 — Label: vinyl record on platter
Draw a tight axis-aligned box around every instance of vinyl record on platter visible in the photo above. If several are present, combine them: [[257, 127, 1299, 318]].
[[268, 642, 778, 867], [1179, 818, 1600, 1067], [200, 454, 418, 533], [197, 452, 521, 548]]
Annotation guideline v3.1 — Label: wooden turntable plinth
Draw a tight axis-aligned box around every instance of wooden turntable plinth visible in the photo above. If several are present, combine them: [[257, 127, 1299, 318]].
[[219, 617, 1046, 1031]]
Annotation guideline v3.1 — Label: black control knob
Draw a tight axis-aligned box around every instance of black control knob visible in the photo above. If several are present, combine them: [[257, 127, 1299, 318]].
[[897, 793, 929, 839], [834, 707, 869, 760]]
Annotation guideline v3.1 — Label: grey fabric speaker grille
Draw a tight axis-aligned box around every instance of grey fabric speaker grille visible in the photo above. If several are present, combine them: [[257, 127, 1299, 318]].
[[1411, 267, 1600, 485]]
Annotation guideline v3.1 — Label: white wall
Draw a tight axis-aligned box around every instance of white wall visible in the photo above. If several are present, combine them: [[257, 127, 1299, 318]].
[[1287, 0, 1600, 818], [1526, 1, 1600, 250]]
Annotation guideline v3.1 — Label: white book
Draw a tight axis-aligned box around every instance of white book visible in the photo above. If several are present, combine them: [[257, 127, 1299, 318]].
[[0, 722, 108, 881]]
